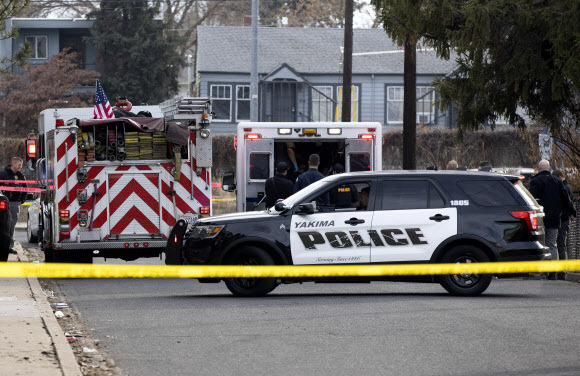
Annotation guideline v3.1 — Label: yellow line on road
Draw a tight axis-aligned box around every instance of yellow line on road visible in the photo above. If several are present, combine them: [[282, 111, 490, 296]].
[[0, 260, 579, 279]]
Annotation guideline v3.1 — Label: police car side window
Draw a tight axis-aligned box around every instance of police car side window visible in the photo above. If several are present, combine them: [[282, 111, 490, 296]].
[[457, 180, 518, 207], [379, 180, 436, 210], [312, 181, 370, 212]]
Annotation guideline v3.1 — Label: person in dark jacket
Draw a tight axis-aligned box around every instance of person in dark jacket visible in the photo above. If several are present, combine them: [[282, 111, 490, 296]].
[[552, 169, 577, 279], [0, 158, 27, 253], [265, 162, 294, 208], [529, 160, 576, 278], [294, 154, 329, 205], [328, 163, 359, 208]]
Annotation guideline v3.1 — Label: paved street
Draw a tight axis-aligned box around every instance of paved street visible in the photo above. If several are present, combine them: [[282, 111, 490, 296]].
[[16, 230, 580, 376]]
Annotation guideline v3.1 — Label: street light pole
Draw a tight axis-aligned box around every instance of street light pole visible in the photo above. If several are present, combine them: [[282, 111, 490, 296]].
[[250, 0, 259, 121]]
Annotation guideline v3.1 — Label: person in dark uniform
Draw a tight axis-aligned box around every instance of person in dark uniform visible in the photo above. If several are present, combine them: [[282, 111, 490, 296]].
[[0, 157, 26, 254], [328, 163, 358, 208], [552, 169, 577, 279], [355, 187, 370, 210], [265, 162, 294, 208], [294, 154, 329, 205]]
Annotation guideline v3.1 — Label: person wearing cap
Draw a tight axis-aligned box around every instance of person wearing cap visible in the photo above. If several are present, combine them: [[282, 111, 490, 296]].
[[0, 157, 26, 254], [329, 163, 359, 208], [265, 162, 294, 208]]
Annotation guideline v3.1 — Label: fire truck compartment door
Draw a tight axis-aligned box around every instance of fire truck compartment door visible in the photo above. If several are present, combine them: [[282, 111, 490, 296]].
[[245, 138, 273, 211], [108, 172, 161, 236], [345, 138, 373, 172]]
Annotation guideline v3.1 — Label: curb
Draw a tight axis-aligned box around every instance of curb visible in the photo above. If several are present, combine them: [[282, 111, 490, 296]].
[[565, 272, 580, 283], [15, 242, 83, 376]]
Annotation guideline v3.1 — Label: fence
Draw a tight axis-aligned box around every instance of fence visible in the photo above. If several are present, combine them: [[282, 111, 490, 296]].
[[566, 197, 580, 260]]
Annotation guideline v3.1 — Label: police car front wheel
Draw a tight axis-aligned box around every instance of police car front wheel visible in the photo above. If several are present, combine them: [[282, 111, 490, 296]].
[[438, 245, 493, 296], [223, 246, 278, 297]]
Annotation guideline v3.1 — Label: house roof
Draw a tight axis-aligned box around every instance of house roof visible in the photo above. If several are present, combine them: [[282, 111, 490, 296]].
[[12, 18, 94, 29], [197, 26, 457, 75]]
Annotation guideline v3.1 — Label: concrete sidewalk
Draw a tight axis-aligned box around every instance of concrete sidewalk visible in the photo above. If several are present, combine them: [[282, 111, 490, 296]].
[[0, 242, 81, 376]]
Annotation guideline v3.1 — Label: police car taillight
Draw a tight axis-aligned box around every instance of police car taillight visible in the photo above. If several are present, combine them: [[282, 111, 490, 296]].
[[0, 199, 7, 211], [359, 134, 374, 140], [245, 134, 261, 140], [510, 211, 538, 231]]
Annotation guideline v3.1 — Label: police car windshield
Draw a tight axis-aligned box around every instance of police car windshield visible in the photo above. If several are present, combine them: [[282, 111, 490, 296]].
[[277, 175, 340, 209]]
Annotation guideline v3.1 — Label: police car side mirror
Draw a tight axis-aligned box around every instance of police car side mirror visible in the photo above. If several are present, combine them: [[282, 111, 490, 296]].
[[222, 172, 236, 192], [297, 203, 314, 215], [274, 201, 289, 212]]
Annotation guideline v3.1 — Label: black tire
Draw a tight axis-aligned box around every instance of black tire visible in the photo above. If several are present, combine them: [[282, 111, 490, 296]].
[[223, 246, 278, 297], [27, 214, 38, 244], [438, 245, 493, 296]]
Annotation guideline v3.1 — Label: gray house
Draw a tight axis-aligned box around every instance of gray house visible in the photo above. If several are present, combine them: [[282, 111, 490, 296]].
[[0, 18, 97, 74], [195, 26, 459, 133]]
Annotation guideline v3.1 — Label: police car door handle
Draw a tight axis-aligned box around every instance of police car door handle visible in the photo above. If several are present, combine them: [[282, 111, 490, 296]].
[[345, 218, 365, 226], [429, 214, 450, 222]]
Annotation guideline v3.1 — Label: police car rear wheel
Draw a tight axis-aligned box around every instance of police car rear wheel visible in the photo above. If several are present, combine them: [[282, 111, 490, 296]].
[[224, 246, 277, 297], [438, 245, 492, 296]]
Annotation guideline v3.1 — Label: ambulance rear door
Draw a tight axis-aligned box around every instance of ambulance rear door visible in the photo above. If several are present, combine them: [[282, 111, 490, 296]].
[[345, 138, 374, 172], [245, 138, 273, 211]]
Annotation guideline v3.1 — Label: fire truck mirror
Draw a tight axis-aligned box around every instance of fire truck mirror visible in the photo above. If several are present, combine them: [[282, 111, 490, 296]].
[[222, 172, 235, 192]]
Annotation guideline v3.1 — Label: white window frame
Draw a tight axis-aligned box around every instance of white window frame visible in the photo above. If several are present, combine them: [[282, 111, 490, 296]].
[[337, 85, 360, 122], [235, 84, 251, 122], [311, 86, 334, 122], [210, 84, 232, 122], [386, 86, 435, 125], [25, 35, 48, 59]]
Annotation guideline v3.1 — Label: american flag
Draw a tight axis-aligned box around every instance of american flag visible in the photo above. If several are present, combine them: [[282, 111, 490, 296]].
[[94, 79, 114, 119]]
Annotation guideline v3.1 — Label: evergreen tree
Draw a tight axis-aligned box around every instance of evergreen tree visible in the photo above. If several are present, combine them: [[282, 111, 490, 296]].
[[372, 0, 580, 134], [87, 1, 185, 104], [0, 0, 31, 75]]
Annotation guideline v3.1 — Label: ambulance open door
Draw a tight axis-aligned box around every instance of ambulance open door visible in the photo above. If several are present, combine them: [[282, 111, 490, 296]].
[[345, 138, 373, 172], [245, 138, 273, 211]]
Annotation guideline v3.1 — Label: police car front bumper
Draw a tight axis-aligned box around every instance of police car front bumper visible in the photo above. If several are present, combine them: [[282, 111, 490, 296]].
[[182, 238, 218, 265]]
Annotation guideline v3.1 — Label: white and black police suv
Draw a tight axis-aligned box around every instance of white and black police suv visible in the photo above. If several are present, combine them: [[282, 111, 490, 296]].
[[166, 171, 549, 297]]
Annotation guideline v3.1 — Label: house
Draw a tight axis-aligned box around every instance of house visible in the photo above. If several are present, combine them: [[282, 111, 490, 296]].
[[195, 26, 459, 133], [0, 18, 194, 96]]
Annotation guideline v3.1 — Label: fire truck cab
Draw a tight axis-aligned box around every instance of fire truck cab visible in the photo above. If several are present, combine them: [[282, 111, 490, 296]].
[[224, 122, 383, 212], [32, 98, 213, 263]]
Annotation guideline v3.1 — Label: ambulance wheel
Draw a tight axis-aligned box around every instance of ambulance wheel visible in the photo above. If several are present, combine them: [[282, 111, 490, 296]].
[[224, 246, 277, 297], [438, 245, 492, 296]]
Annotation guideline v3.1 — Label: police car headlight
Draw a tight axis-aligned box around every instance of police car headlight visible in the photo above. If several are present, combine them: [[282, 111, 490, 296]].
[[191, 225, 224, 239]]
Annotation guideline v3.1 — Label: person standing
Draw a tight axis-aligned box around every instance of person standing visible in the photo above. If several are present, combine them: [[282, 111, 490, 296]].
[[328, 163, 359, 208], [446, 160, 458, 170], [294, 154, 329, 205], [552, 169, 577, 280], [0, 157, 27, 254], [529, 160, 576, 279], [265, 162, 294, 208], [477, 161, 492, 172]]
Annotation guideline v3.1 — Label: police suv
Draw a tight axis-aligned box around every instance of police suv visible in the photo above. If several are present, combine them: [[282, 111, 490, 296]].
[[167, 170, 549, 297]]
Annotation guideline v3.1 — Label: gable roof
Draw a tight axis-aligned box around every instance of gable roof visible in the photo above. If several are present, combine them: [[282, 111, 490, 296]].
[[197, 26, 457, 75]]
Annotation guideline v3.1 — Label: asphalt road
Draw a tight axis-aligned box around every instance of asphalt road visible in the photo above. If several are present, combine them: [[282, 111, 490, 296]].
[[15, 230, 580, 376]]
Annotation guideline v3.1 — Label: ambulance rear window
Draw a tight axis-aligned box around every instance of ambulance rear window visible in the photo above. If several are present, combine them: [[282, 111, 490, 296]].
[[249, 153, 269, 180], [349, 153, 371, 172]]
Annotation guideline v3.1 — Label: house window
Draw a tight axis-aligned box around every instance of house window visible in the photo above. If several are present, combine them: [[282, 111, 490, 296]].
[[210, 84, 232, 122], [236, 85, 250, 121], [25, 35, 48, 59], [337, 85, 359, 121], [387, 86, 435, 124], [312, 86, 333, 122]]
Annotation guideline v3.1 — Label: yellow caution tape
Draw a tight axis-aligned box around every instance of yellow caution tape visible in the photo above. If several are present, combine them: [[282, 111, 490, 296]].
[[0, 260, 579, 279], [21, 202, 32, 206], [212, 197, 236, 202]]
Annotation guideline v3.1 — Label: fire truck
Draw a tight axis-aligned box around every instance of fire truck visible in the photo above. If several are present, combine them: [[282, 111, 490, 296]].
[[223, 122, 383, 212], [30, 98, 213, 263]]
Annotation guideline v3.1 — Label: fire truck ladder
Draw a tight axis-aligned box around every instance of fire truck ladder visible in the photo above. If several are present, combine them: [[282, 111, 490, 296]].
[[160, 97, 212, 121]]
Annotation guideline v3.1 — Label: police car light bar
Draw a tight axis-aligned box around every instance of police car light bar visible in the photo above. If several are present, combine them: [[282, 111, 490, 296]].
[[359, 134, 374, 140], [245, 134, 261, 140], [278, 128, 292, 135], [327, 128, 342, 135]]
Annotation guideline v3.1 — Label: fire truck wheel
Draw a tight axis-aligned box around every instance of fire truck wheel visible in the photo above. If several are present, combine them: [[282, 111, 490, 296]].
[[438, 245, 492, 296], [223, 246, 278, 297]]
